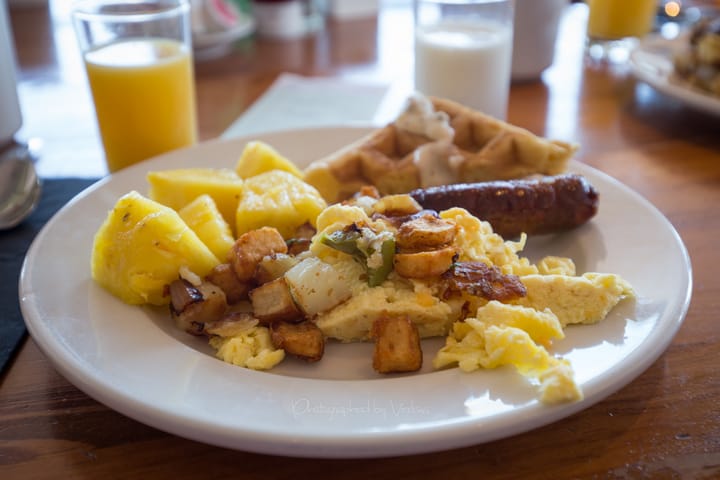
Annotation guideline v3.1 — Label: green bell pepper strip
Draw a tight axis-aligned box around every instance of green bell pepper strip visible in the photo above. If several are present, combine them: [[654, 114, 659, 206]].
[[321, 229, 363, 255], [320, 229, 395, 287], [367, 238, 396, 287]]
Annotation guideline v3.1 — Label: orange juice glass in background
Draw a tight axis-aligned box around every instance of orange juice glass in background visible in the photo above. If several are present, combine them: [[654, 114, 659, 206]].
[[72, 0, 197, 173], [586, 0, 657, 40], [585, 0, 658, 63]]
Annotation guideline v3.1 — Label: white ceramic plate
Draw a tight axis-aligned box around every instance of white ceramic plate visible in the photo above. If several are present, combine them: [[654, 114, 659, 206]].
[[20, 127, 692, 458], [629, 34, 720, 116]]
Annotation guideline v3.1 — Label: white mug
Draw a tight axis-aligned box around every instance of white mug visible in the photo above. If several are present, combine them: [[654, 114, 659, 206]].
[[512, 0, 567, 81], [0, 0, 23, 147]]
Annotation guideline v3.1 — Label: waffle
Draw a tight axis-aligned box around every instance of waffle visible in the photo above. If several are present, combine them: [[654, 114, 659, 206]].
[[303, 95, 579, 203]]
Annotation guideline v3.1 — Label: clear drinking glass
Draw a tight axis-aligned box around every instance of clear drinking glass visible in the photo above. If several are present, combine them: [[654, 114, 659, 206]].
[[72, 0, 198, 173], [585, 0, 658, 63], [413, 0, 514, 120]]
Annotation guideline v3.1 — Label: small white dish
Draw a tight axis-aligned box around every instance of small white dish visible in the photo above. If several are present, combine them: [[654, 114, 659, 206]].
[[629, 34, 720, 116], [20, 127, 692, 458]]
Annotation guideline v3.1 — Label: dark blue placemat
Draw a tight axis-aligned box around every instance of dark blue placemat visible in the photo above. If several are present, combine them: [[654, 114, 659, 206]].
[[0, 177, 98, 377]]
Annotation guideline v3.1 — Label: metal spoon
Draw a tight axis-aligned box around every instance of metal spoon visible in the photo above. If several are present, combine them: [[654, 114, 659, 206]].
[[0, 141, 41, 230]]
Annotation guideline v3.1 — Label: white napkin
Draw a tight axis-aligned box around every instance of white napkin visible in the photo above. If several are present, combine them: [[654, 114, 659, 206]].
[[221, 73, 395, 139]]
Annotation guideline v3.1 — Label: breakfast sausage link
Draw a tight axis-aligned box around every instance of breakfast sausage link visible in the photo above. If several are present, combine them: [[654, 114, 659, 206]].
[[409, 174, 599, 237]]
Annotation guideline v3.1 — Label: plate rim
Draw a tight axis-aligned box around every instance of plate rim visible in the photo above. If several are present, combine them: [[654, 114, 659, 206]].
[[19, 126, 693, 458], [629, 33, 720, 116]]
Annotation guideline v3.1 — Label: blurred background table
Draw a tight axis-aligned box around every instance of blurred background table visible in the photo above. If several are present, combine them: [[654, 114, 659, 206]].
[[2, 0, 719, 478]]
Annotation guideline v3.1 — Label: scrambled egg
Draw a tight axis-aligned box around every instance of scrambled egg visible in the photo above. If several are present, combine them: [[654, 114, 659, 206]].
[[209, 326, 285, 370], [433, 301, 582, 404], [513, 273, 635, 327], [310, 205, 463, 341], [315, 274, 463, 342], [310, 204, 634, 403]]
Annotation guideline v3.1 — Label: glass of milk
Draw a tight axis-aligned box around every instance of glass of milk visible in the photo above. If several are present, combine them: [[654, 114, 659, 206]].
[[413, 0, 514, 120]]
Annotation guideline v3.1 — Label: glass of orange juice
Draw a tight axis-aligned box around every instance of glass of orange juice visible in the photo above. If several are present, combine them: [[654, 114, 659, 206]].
[[586, 0, 658, 63], [72, 0, 197, 173]]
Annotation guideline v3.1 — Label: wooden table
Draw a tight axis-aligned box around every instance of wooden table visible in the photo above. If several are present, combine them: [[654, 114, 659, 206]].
[[3, 1, 719, 478]]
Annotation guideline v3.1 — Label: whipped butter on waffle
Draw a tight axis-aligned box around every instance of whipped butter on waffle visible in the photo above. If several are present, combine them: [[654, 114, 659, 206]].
[[398, 94, 464, 188]]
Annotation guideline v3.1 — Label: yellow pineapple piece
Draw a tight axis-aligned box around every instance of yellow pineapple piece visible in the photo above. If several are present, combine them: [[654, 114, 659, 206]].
[[235, 141, 303, 179], [146, 168, 243, 229], [236, 170, 327, 239], [178, 194, 235, 261], [91, 191, 221, 306]]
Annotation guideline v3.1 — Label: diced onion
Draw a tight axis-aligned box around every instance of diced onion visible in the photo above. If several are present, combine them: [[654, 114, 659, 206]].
[[284, 257, 352, 317]]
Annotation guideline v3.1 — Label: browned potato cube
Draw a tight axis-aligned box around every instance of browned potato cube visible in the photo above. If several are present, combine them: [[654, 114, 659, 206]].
[[371, 315, 422, 373], [168, 279, 228, 336], [249, 277, 302, 323], [254, 253, 298, 285], [228, 227, 288, 282], [270, 321, 325, 362], [206, 263, 251, 304]]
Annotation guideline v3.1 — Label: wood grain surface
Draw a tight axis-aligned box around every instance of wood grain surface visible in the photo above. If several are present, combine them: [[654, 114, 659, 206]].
[[2, 1, 719, 478]]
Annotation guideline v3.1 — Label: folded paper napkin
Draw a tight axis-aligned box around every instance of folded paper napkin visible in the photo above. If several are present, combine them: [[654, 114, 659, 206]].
[[0, 178, 98, 376], [222, 73, 396, 138]]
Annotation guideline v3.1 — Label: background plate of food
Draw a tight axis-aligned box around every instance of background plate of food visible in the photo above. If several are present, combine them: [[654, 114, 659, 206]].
[[630, 24, 720, 117], [20, 125, 691, 458]]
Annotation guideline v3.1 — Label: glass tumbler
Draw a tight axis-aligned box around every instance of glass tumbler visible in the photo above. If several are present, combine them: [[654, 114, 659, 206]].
[[72, 0, 198, 173], [414, 0, 514, 120]]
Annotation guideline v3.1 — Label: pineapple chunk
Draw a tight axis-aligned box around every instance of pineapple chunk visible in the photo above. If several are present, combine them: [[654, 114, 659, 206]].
[[91, 191, 220, 306], [236, 170, 327, 239], [178, 194, 235, 261], [235, 141, 303, 179], [146, 168, 243, 229]]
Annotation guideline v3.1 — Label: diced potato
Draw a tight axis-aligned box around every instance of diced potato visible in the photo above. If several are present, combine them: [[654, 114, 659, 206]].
[[168, 279, 228, 335], [206, 263, 251, 304], [228, 227, 288, 282], [371, 315, 423, 373], [270, 321, 325, 362], [235, 140, 303, 179], [178, 194, 235, 261], [91, 191, 220, 305], [249, 277, 303, 323], [146, 168, 244, 229], [236, 170, 327, 239]]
